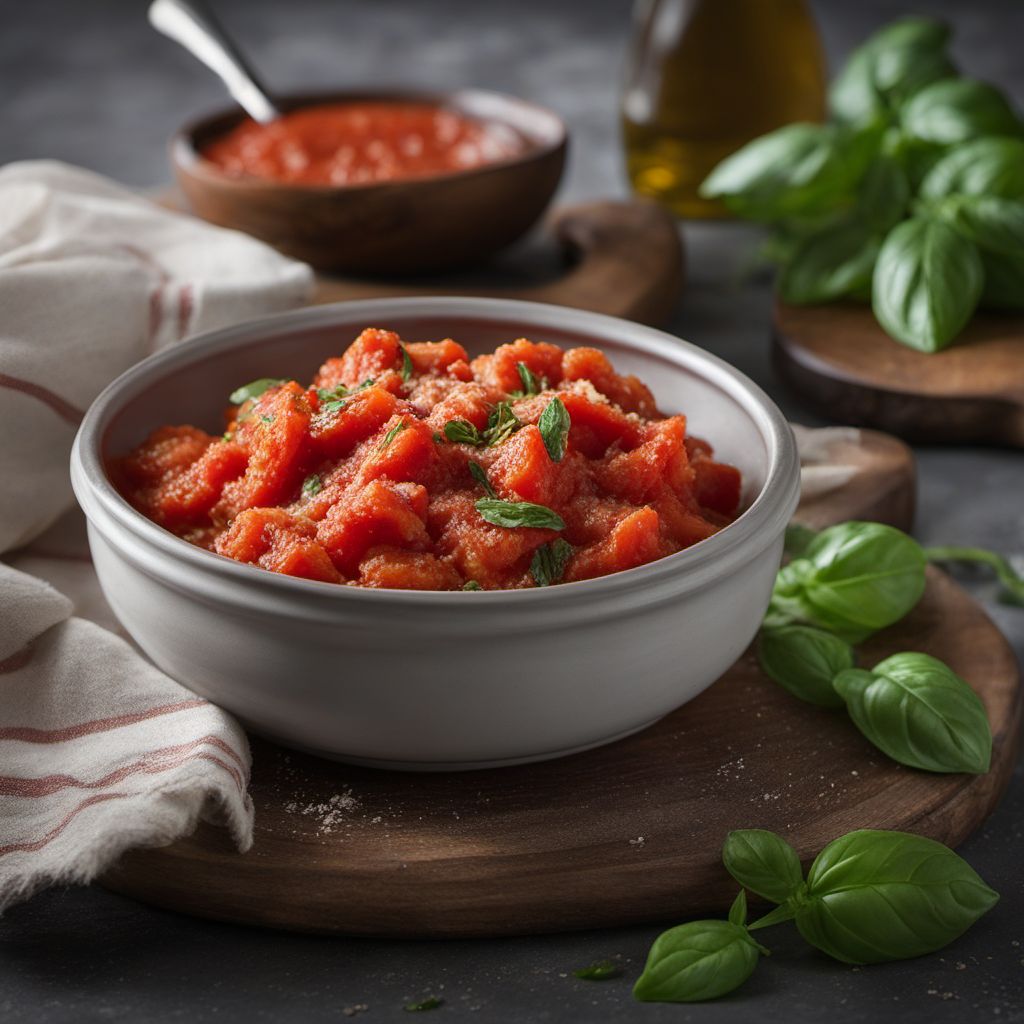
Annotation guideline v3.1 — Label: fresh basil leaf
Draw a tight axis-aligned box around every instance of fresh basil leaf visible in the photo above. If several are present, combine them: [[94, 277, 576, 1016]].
[[757, 625, 853, 709], [484, 401, 522, 447], [516, 361, 543, 396], [779, 221, 881, 304], [939, 195, 1024, 259], [399, 344, 413, 382], [633, 900, 766, 1003], [723, 830, 805, 905], [919, 137, 1024, 201], [777, 522, 927, 642], [475, 499, 565, 531], [301, 474, 323, 498], [318, 378, 376, 413], [377, 420, 407, 452], [538, 396, 570, 462], [834, 652, 992, 774], [977, 250, 1024, 310], [700, 123, 865, 222], [872, 217, 983, 352], [573, 960, 622, 981], [530, 538, 574, 587], [229, 377, 284, 405], [795, 829, 999, 964], [859, 154, 910, 231], [830, 17, 953, 124], [444, 419, 484, 446], [901, 78, 1023, 146], [468, 461, 497, 498]]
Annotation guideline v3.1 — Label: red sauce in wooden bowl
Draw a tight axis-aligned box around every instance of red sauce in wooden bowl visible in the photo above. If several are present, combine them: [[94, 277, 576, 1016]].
[[113, 331, 742, 590], [201, 101, 527, 186]]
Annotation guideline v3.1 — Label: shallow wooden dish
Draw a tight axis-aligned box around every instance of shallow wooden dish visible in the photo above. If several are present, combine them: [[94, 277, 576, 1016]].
[[173, 89, 567, 274]]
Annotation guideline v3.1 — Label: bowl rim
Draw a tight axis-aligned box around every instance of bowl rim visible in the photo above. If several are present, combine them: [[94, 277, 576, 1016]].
[[172, 86, 569, 195], [72, 297, 800, 608]]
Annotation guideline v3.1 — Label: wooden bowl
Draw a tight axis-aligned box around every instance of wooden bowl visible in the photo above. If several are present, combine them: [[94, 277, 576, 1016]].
[[172, 89, 567, 275]]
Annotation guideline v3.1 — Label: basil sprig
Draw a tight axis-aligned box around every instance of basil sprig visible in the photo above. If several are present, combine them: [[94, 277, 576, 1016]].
[[444, 419, 483, 446], [538, 396, 570, 462], [229, 377, 284, 405], [760, 520, 996, 774], [475, 499, 565, 531], [925, 544, 1024, 605], [633, 891, 767, 1003], [835, 653, 992, 774], [767, 521, 926, 642], [699, 15, 1024, 353], [634, 826, 998, 1003]]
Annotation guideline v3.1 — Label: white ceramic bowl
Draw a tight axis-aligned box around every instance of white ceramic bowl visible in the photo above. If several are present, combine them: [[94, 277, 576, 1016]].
[[71, 298, 799, 770]]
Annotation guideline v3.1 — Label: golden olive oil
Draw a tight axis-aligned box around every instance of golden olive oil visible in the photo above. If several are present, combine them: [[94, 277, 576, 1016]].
[[622, 0, 827, 218]]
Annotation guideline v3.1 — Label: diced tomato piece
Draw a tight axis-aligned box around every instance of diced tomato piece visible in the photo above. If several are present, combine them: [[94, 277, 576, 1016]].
[[565, 506, 662, 582], [355, 415, 438, 487], [425, 382, 496, 433], [470, 338, 564, 393], [215, 382, 313, 519], [357, 547, 462, 590], [488, 424, 572, 506], [693, 459, 742, 517], [561, 346, 659, 417], [313, 328, 404, 390], [595, 416, 688, 504], [309, 386, 398, 461], [404, 339, 470, 375], [317, 479, 430, 576], [557, 387, 643, 458], [215, 508, 340, 583]]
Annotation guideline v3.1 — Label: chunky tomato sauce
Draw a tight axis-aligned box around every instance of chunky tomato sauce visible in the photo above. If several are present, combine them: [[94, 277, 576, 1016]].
[[202, 102, 525, 186], [113, 331, 742, 590]]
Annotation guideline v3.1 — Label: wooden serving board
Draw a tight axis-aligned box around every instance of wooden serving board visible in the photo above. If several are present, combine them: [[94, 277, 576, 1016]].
[[102, 431, 1020, 938], [774, 301, 1024, 447]]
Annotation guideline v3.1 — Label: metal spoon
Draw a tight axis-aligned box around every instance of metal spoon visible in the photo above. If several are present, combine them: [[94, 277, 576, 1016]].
[[148, 0, 280, 123]]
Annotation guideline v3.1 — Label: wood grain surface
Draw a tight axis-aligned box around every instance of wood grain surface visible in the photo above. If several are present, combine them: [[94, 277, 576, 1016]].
[[103, 436, 1020, 938], [774, 301, 1024, 447], [308, 199, 685, 326]]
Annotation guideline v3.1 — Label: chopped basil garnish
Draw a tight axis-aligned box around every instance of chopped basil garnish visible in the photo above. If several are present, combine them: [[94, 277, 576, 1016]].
[[468, 461, 497, 498], [574, 960, 622, 981], [403, 996, 443, 1012], [432, 432, 442, 444], [229, 377, 284, 405], [400, 344, 413, 382], [259, 414, 274, 424], [377, 420, 408, 452], [317, 378, 376, 413], [514, 361, 546, 397], [475, 498, 565, 530], [538, 396, 570, 462], [484, 401, 521, 447], [531, 538, 574, 586], [444, 419, 484, 446], [302, 474, 323, 498], [462, 580, 482, 591]]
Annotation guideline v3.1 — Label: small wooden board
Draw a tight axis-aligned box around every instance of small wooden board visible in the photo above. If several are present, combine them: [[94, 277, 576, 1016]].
[[161, 189, 686, 327], [774, 301, 1024, 447], [103, 433, 1020, 938]]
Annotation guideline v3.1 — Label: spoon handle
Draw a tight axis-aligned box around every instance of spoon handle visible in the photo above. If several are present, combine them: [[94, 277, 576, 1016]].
[[148, 0, 280, 123]]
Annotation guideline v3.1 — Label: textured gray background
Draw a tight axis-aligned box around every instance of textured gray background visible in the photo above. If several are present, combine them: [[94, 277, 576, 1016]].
[[1, 0, 1023, 1020]]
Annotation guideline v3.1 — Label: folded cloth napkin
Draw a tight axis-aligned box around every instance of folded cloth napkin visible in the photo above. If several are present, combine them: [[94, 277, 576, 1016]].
[[0, 160, 313, 910]]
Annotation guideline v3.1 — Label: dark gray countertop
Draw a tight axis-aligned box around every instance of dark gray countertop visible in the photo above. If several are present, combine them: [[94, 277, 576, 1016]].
[[1, 0, 1022, 1020]]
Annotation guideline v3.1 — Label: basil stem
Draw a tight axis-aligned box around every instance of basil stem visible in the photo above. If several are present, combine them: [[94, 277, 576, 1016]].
[[924, 545, 1024, 606]]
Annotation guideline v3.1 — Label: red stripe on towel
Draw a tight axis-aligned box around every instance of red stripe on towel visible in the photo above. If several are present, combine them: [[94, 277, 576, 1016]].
[[0, 373, 83, 427], [0, 698, 207, 743]]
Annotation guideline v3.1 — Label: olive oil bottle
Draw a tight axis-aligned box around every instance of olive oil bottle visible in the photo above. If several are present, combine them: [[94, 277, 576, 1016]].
[[622, 0, 827, 218]]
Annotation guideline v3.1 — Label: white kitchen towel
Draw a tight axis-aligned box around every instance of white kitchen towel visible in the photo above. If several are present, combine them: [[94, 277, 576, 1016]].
[[0, 160, 313, 910]]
